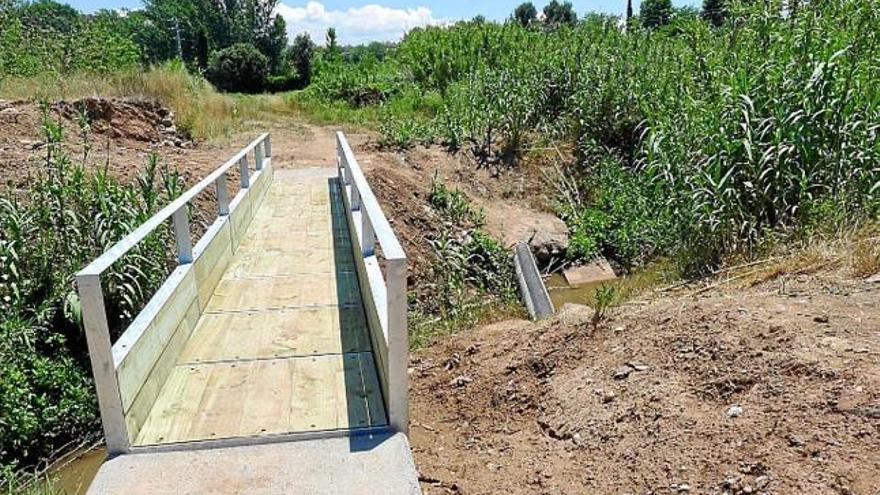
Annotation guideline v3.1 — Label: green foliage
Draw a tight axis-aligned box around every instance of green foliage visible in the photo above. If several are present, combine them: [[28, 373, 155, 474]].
[[411, 178, 517, 347], [543, 0, 578, 28], [207, 43, 269, 93], [429, 177, 485, 225], [308, 51, 409, 106], [288, 33, 316, 88], [0, 110, 180, 476], [140, 0, 287, 73], [640, 0, 673, 28], [513, 2, 538, 27], [591, 284, 618, 327], [0, 2, 140, 77], [563, 158, 674, 267], [307, 0, 880, 275]]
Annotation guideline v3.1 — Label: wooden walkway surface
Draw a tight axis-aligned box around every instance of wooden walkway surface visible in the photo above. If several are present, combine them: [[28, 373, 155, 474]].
[[134, 170, 387, 446]]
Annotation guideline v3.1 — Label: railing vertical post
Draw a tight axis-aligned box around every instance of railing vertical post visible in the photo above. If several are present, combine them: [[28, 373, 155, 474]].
[[77, 273, 130, 454], [216, 171, 229, 216], [171, 207, 193, 264], [386, 258, 409, 434], [351, 184, 362, 211], [255, 142, 264, 171], [362, 213, 374, 256], [239, 155, 250, 189], [336, 138, 344, 182], [264, 134, 272, 158]]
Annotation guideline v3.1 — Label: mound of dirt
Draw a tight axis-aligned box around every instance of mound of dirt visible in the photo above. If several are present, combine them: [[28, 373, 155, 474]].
[[0, 97, 193, 188], [410, 273, 880, 494], [53, 97, 185, 144], [355, 140, 569, 279]]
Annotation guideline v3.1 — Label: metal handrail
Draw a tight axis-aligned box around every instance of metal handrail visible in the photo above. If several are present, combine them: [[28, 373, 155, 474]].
[[78, 133, 271, 277], [336, 131, 409, 434], [335, 132, 405, 262], [75, 133, 272, 453]]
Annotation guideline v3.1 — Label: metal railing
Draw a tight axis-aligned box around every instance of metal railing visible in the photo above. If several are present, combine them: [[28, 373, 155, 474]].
[[76, 133, 272, 453], [336, 132, 409, 434]]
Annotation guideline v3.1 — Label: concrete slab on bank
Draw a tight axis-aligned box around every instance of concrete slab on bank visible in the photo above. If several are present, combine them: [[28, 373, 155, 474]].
[[86, 432, 422, 495]]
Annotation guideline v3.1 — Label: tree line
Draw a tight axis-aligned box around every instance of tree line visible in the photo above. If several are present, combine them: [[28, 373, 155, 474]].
[[0, 0, 323, 92], [510, 0, 739, 29]]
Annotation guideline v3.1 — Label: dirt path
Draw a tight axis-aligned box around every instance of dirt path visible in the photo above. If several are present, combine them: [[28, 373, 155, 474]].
[[408, 268, 880, 495]]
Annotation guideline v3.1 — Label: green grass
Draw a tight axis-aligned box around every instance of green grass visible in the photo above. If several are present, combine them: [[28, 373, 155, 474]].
[[2, 473, 60, 495], [409, 177, 522, 348]]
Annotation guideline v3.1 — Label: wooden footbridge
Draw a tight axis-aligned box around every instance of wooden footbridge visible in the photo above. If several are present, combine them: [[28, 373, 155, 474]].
[[77, 133, 420, 494]]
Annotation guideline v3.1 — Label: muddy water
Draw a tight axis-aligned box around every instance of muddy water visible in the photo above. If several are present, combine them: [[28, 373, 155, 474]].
[[545, 261, 674, 309], [545, 273, 611, 307], [49, 447, 106, 495]]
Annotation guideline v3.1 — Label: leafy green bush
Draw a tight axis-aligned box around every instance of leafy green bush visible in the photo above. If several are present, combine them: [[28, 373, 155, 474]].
[[563, 157, 674, 267], [266, 74, 298, 92], [0, 109, 180, 476], [207, 43, 269, 93], [411, 178, 518, 346]]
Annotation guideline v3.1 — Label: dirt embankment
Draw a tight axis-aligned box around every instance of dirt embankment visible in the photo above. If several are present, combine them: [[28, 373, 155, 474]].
[[409, 269, 880, 494], [0, 97, 290, 239], [350, 141, 570, 281]]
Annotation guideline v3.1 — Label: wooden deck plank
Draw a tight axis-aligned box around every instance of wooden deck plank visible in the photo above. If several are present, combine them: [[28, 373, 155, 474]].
[[205, 272, 362, 313], [134, 365, 211, 445], [180, 306, 370, 364], [225, 248, 354, 278], [239, 359, 292, 436], [186, 362, 252, 441], [131, 175, 388, 447]]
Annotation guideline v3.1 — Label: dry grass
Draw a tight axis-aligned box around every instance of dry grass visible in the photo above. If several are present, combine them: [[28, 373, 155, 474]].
[[0, 63, 298, 141], [703, 222, 880, 290]]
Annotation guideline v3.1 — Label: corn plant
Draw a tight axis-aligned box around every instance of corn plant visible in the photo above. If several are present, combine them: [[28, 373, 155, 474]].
[[317, 0, 880, 273]]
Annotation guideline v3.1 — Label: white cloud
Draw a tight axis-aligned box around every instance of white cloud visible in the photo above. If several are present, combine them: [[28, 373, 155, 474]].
[[276, 1, 444, 46]]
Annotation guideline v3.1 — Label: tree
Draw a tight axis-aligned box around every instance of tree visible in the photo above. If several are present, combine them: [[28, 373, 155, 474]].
[[701, 0, 727, 27], [543, 0, 577, 28], [640, 0, 672, 28], [258, 14, 287, 73], [17, 0, 80, 33], [141, 0, 285, 72], [326, 27, 338, 50], [626, 0, 634, 25], [513, 2, 537, 27], [207, 42, 269, 93], [288, 32, 315, 88]]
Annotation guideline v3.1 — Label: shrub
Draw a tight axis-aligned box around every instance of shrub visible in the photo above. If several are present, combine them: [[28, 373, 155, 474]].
[[266, 73, 298, 92], [0, 110, 180, 475], [207, 43, 269, 93]]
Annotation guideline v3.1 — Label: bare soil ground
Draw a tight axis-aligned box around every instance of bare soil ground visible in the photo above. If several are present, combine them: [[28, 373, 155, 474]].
[[409, 267, 880, 495]]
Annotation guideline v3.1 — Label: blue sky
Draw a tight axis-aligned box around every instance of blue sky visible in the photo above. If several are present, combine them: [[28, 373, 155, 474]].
[[68, 0, 700, 44]]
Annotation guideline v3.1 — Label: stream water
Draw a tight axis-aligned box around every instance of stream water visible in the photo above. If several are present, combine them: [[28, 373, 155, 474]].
[[48, 447, 106, 495], [545, 261, 673, 309]]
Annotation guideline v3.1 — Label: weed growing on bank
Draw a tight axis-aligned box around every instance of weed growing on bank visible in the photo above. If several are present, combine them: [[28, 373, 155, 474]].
[[0, 108, 181, 480]]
